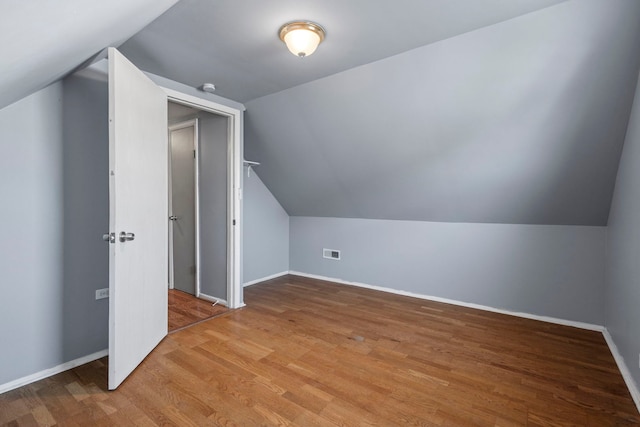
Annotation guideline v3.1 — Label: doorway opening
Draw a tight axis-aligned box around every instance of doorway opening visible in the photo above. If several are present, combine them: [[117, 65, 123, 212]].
[[167, 101, 233, 331], [62, 50, 244, 390]]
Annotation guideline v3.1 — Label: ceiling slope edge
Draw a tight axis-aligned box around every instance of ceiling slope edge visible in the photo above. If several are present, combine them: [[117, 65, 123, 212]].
[[0, 0, 178, 111]]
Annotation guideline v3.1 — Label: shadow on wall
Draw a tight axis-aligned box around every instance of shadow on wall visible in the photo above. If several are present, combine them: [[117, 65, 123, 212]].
[[61, 74, 110, 363], [0, 77, 109, 387]]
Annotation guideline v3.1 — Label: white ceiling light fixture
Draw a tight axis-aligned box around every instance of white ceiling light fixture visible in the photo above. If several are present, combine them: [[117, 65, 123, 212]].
[[279, 21, 326, 58]]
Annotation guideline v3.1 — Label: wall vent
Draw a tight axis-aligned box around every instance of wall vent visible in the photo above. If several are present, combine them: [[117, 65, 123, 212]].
[[323, 248, 341, 260]]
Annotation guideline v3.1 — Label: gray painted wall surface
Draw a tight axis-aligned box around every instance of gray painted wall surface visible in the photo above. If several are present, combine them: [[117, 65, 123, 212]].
[[0, 82, 103, 386], [242, 171, 289, 283], [199, 114, 229, 300], [0, 76, 110, 386], [605, 71, 640, 389], [246, 0, 640, 226], [0, 83, 64, 384], [61, 75, 110, 362], [290, 217, 605, 324], [148, 72, 245, 112]]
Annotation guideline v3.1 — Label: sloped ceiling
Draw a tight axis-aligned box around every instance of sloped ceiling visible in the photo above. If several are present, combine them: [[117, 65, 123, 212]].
[[245, 0, 640, 225], [119, 0, 565, 103], [5, 0, 639, 227], [0, 0, 177, 110]]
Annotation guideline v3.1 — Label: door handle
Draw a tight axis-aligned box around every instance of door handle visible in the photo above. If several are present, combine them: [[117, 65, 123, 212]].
[[102, 233, 116, 243], [119, 232, 135, 242], [169, 215, 178, 221]]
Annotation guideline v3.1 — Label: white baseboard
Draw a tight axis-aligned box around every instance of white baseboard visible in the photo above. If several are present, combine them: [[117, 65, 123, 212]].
[[288, 271, 604, 332], [243, 271, 289, 287], [198, 292, 229, 307], [0, 349, 108, 395], [603, 329, 640, 413]]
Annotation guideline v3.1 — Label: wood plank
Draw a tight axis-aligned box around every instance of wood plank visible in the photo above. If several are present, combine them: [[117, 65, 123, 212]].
[[1, 275, 638, 425], [168, 289, 228, 332]]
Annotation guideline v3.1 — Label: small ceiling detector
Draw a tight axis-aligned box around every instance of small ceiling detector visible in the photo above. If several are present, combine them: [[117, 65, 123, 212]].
[[201, 83, 216, 93]]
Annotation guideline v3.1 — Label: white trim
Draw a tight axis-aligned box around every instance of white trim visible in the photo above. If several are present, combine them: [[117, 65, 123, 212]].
[[163, 88, 241, 116], [0, 349, 108, 395], [168, 122, 173, 289], [162, 88, 243, 309], [193, 119, 201, 300], [288, 271, 605, 332], [603, 328, 640, 413], [228, 103, 243, 308], [198, 292, 233, 308], [243, 271, 289, 287]]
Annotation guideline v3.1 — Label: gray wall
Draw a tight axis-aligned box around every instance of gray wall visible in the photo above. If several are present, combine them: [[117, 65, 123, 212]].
[[290, 217, 605, 325], [246, 0, 640, 226], [0, 83, 65, 385], [605, 71, 640, 389], [149, 72, 245, 113], [62, 75, 110, 361], [243, 171, 289, 283], [0, 77, 110, 386], [199, 113, 229, 300]]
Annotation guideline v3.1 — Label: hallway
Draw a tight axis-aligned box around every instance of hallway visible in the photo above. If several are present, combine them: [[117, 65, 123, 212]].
[[168, 289, 228, 332]]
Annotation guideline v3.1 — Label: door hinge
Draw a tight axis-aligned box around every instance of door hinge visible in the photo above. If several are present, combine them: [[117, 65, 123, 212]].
[[193, 150, 196, 159], [233, 219, 236, 226]]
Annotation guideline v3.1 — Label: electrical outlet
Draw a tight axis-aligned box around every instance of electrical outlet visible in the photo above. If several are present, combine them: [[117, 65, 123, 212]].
[[95, 288, 109, 300]]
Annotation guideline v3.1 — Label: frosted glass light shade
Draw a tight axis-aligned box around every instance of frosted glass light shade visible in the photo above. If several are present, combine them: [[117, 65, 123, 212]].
[[279, 21, 325, 58], [284, 28, 320, 57]]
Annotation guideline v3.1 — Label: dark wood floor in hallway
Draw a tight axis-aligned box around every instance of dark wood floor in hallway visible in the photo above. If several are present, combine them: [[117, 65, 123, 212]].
[[168, 289, 228, 332], [1, 275, 638, 426]]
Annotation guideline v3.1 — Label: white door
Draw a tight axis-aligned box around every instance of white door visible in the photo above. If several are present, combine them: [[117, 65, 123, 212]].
[[169, 121, 197, 295], [107, 47, 168, 390]]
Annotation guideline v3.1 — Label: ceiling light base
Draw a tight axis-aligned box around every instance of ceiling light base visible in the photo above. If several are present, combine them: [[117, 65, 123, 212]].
[[279, 21, 326, 58]]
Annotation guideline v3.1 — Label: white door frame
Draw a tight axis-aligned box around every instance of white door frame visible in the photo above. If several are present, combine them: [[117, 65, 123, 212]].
[[163, 88, 244, 309], [168, 119, 200, 297]]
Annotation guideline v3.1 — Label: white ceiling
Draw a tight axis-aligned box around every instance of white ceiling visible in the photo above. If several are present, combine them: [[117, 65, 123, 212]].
[[120, 0, 566, 103]]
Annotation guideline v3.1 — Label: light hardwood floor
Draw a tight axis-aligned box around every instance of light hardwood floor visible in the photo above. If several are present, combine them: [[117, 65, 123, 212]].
[[1, 275, 638, 426]]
